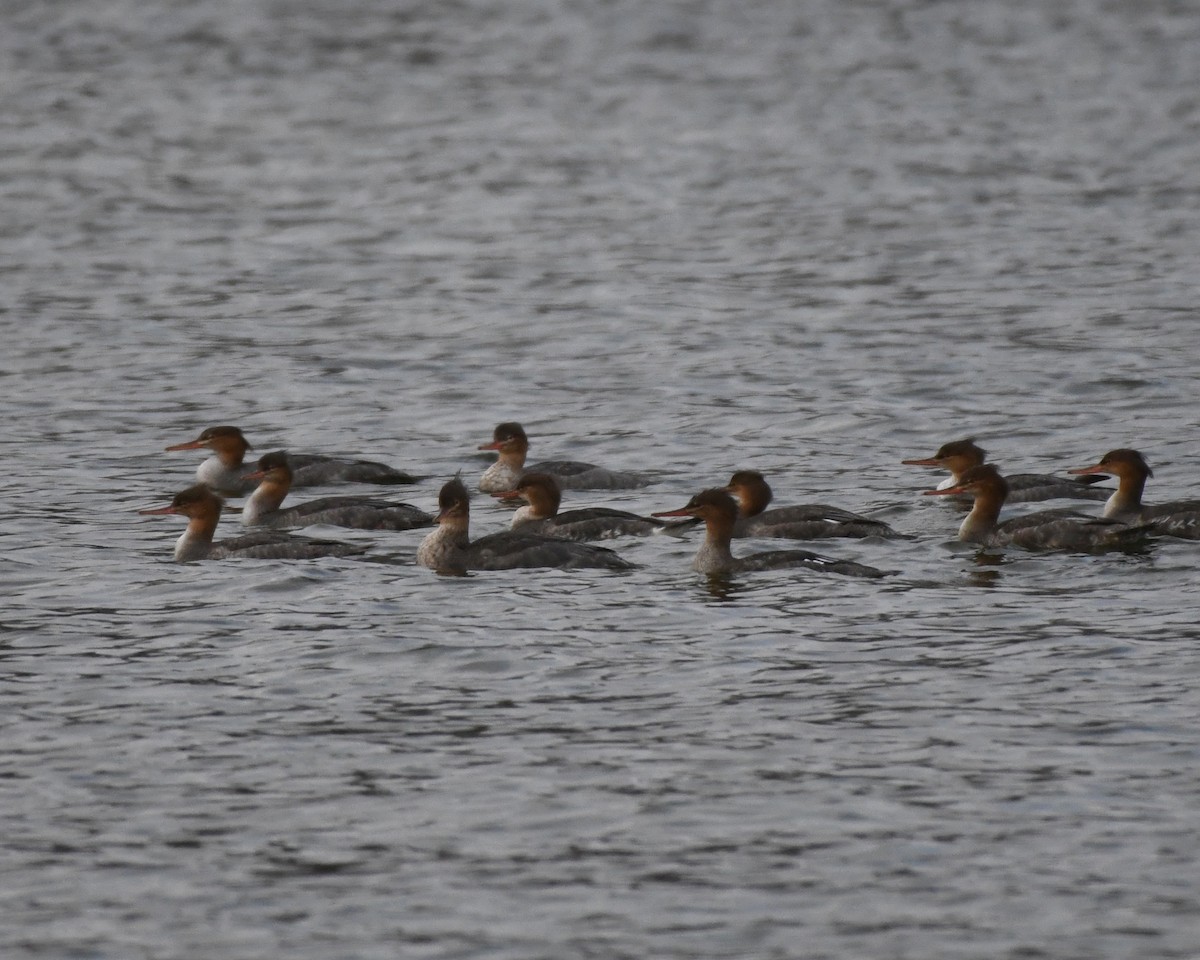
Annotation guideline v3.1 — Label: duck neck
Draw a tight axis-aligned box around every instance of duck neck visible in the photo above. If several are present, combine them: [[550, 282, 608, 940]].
[[958, 492, 1004, 543], [510, 504, 539, 528], [479, 460, 522, 493], [498, 445, 526, 471], [1104, 471, 1147, 519], [417, 520, 470, 571], [176, 515, 218, 562], [528, 487, 559, 520], [693, 518, 736, 573], [242, 479, 288, 524], [212, 439, 247, 469], [196, 456, 245, 495]]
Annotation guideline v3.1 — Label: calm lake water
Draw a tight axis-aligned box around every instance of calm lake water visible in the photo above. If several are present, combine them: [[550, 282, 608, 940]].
[[4, 1, 1200, 957]]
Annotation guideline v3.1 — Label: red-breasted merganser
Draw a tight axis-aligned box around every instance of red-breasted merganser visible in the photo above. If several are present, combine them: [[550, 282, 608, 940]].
[[166, 425, 418, 496], [923, 464, 1148, 550], [652, 489, 888, 577], [418, 477, 638, 574], [492, 472, 671, 541], [903, 438, 1108, 503], [477, 422, 647, 493], [722, 470, 901, 540], [1068, 449, 1200, 539], [140, 485, 366, 562], [240, 452, 433, 530]]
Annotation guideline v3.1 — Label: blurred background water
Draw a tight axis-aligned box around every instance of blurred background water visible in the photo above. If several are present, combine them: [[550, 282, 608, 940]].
[[3, 1, 1199, 957]]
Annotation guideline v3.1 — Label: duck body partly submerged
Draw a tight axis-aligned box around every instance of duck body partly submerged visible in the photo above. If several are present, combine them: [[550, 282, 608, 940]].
[[241, 452, 432, 530], [477, 422, 647, 492], [418, 477, 637, 574], [494, 472, 669, 541], [515, 509, 667, 541], [722, 470, 901, 540], [925, 464, 1149, 550], [653, 489, 889, 577], [904, 438, 1108, 504], [140, 485, 366, 562], [167, 425, 418, 496], [1069, 448, 1200, 539]]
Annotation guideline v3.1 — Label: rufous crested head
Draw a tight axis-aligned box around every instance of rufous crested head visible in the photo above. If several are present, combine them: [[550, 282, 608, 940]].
[[653, 488, 740, 523], [1068, 448, 1152, 480], [724, 470, 773, 515], [903, 438, 986, 468], [139, 484, 225, 519], [923, 463, 1008, 499], [478, 421, 529, 453], [165, 425, 251, 453], [436, 476, 471, 523], [493, 472, 561, 512], [243, 450, 292, 483]]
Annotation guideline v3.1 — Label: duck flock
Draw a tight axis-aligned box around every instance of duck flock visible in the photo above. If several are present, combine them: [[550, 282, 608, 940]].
[[140, 423, 1199, 576]]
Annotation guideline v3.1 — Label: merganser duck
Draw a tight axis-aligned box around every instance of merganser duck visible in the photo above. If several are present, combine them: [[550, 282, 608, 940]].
[[166, 425, 418, 496], [477, 422, 647, 493], [240, 452, 434, 530], [1068, 449, 1200, 539], [722, 470, 901, 540], [492, 472, 671, 540], [140, 485, 366, 562], [652, 489, 888, 577], [923, 464, 1149, 550], [417, 477, 637, 575], [903, 438, 1108, 502]]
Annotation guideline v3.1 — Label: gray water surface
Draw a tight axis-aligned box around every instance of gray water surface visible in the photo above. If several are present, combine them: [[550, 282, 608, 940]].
[[4, 1, 1200, 958]]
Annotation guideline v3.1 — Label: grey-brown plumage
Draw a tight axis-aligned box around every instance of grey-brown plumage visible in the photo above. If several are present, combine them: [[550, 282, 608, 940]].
[[166, 425, 418, 496], [140, 484, 366, 562], [925, 464, 1151, 550], [477, 421, 648, 492], [241, 452, 432, 530], [495, 472, 669, 540], [904, 438, 1109, 503], [723, 470, 901, 540], [418, 477, 637, 575], [1069, 448, 1200, 539], [653, 489, 889, 578]]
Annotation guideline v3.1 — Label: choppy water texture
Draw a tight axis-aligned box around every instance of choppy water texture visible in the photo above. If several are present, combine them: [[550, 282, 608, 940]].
[[4, 1, 1200, 957]]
